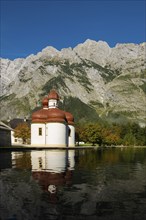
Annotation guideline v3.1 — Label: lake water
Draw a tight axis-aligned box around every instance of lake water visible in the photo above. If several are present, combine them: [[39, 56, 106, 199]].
[[0, 147, 146, 220]]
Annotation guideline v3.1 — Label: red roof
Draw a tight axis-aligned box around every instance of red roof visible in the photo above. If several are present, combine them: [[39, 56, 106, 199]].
[[42, 97, 48, 108], [48, 90, 59, 100], [64, 111, 74, 125], [32, 109, 49, 123], [32, 90, 74, 125], [32, 108, 67, 123], [47, 108, 66, 123]]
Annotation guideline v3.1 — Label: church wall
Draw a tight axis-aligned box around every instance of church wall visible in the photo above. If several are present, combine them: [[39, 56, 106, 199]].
[[31, 123, 46, 145], [46, 123, 67, 147], [68, 125, 75, 147]]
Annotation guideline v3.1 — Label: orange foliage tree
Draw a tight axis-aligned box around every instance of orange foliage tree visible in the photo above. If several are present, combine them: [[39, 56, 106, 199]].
[[14, 123, 31, 144], [101, 125, 121, 146]]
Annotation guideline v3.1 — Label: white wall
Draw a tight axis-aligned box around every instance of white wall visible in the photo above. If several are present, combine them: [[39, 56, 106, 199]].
[[31, 122, 75, 147], [11, 130, 23, 145], [68, 125, 75, 147], [46, 123, 67, 147], [31, 123, 46, 145], [48, 99, 58, 108]]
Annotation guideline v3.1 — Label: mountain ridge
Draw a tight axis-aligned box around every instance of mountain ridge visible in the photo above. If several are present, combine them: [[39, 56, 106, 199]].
[[0, 39, 146, 125]]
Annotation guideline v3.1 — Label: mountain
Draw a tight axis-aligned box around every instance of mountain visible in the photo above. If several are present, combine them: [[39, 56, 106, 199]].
[[0, 39, 146, 125]]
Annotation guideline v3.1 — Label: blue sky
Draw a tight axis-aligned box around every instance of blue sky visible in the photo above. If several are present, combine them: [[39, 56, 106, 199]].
[[1, 0, 146, 60]]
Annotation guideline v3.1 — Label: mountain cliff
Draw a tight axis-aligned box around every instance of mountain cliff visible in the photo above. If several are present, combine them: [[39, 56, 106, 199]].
[[0, 39, 146, 125]]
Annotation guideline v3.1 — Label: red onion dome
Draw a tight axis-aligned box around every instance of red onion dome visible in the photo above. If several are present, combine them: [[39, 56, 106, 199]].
[[32, 109, 49, 123], [48, 89, 59, 100], [42, 97, 48, 108], [47, 108, 66, 123], [64, 111, 74, 125]]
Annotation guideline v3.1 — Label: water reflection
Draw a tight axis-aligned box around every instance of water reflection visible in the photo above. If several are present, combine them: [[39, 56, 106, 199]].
[[31, 150, 75, 203], [12, 151, 31, 169], [0, 148, 146, 220], [0, 151, 12, 170]]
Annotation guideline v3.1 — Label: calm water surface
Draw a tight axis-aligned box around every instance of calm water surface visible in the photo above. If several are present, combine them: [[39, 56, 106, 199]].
[[0, 147, 146, 220]]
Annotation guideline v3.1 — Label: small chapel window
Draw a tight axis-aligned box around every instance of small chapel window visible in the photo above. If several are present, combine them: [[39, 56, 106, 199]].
[[39, 128, 42, 136]]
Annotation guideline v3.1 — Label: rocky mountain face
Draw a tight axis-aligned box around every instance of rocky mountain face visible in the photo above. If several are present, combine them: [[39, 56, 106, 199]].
[[0, 39, 146, 125]]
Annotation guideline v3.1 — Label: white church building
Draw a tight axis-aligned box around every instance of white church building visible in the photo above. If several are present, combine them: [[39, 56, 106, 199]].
[[31, 90, 75, 147]]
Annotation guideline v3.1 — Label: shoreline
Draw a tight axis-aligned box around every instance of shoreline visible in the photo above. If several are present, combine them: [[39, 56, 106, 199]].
[[0, 144, 95, 151], [0, 144, 146, 151]]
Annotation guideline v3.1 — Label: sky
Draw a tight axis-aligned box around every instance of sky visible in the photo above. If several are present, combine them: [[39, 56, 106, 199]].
[[0, 0, 146, 60]]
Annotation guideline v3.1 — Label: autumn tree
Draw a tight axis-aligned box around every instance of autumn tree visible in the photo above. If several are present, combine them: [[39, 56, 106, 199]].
[[75, 121, 146, 147], [80, 123, 103, 146], [101, 125, 121, 146], [14, 123, 31, 144]]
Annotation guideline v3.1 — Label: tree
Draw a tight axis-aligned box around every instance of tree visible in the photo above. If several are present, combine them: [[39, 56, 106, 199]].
[[101, 125, 121, 146], [80, 123, 102, 146], [75, 123, 84, 145], [76, 121, 146, 147], [120, 122, 146, 146], [122, 133, 136, 146], [14, 123, 31, 144]]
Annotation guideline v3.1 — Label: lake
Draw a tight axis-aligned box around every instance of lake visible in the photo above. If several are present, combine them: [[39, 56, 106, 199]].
[[0, 147, 146, 220]]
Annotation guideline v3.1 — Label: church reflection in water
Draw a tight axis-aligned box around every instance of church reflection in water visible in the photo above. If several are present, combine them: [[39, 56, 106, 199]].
[[10, 150, 75, 202], [31, 150, 75, 203]]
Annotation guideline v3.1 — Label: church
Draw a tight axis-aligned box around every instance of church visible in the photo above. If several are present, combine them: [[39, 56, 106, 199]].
[[31, 90, 75, 147]]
